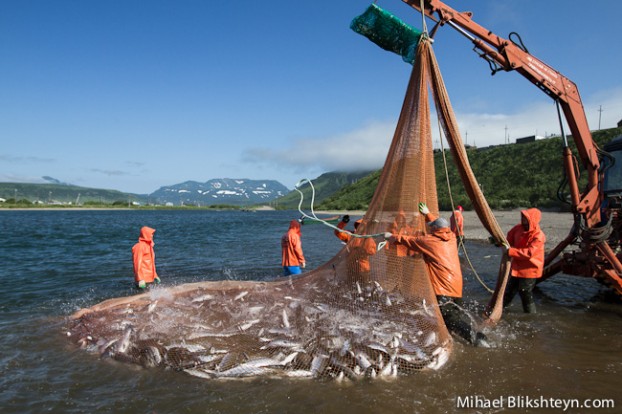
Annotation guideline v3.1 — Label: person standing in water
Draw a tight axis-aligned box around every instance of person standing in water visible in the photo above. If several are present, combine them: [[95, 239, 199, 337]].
[[132, 226, 161, 289], [450, 205, 465, 246], [503, 208, 546, 313], [281, 220, 306, 276]]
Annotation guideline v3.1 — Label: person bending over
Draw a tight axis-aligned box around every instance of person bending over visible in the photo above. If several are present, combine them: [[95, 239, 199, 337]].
[[385, 202, 487, 346]]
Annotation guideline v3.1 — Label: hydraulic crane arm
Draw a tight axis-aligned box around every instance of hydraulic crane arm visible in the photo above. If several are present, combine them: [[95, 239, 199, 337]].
[[402, 0, 602, 225]]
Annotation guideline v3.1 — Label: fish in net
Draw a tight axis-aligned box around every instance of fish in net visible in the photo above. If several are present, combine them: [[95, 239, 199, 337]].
[[64, 38, 501, 380]]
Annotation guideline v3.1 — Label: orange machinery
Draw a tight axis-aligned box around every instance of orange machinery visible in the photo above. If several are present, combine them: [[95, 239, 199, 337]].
[[401, 0, 622, 294]]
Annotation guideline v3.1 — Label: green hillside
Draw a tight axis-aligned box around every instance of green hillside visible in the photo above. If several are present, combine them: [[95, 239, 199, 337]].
[[272, 171, 373, 210], [0, 183, 146, 206], [316, 127, 622, 211]]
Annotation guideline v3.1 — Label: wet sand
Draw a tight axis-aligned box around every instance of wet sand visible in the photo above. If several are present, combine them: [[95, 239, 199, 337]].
[[460, 210, 573, 248], [319, 209, 574, 249]]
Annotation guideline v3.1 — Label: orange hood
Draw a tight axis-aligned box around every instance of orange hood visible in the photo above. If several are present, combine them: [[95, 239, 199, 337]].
[[521, 208, 542, 233], [139, 226, 156, 244], [288, 220, 301, 235]]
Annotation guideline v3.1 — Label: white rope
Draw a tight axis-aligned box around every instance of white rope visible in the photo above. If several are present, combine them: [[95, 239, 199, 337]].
[[419, 0, 429, 35], [435, 119, 494, 294], [294, 178, 387, 250]]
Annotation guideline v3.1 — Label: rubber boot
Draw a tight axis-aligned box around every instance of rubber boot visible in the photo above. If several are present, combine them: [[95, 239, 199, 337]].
[[523, 301, 537, 314]]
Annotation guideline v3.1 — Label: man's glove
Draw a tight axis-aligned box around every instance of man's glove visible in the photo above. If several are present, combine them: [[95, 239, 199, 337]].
[[418, 202, 430, 215], [301, 262, 306, 269], [154, 276, 161, 284], [384, 232, 393, 240], [138, 280, 146, 289]]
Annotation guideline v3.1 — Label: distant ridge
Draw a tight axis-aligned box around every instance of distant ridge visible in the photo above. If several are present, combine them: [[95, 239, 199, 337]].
[[150, 178, 289, 206]]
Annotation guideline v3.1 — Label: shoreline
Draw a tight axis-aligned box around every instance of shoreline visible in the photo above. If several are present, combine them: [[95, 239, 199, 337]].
[[2, 207, 572, 248], [316, 209, 572, 248]]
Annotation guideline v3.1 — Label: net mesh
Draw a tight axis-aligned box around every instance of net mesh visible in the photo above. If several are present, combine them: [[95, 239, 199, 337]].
[[64, 39, 504, 380]]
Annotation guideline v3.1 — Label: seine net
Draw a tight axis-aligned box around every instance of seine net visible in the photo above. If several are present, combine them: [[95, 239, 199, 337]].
[[65, 40, 471, 381]]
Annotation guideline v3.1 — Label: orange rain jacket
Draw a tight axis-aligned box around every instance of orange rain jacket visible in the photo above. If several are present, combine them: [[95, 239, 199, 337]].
[[281, 220, 305, 267], [348, 220, 377, 273], [450, 208, 464, 237], [392, 213, 463, 298], [507, 208, 546, 278], [388, 211, 410, 257], [132, 226, 158, 283], [334, 220, 351, 243]]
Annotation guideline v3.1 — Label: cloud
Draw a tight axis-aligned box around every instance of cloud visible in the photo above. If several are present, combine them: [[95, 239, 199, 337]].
[[243, 121, 394, 173], [0, 174, 50, 184], [454, 87, 622, 148], [244, 88, 622, 177], [90, 168, 132, 177]]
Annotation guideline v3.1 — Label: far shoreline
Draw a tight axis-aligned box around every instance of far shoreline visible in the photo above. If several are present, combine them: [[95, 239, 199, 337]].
[[1, 207, 572, 247]]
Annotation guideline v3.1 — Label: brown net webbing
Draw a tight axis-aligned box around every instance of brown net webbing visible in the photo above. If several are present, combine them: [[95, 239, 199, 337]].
[[421, 40, 512, 322], [66, 39, 505, 380]]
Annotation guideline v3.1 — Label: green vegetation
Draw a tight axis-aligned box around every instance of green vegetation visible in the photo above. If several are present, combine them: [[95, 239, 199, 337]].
[[272, 171, 373, 210], [0, 183, 145, 206], [315, 127, 622, 211], [0, 183, 245, 210], [4, 127, 621, 212]]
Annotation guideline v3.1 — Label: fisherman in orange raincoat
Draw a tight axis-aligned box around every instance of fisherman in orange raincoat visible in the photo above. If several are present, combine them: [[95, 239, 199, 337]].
[[281, 220, 306, 276], [385, 202, 487, 346], [346, 219, 377, 283], [503, 208, 546, 313], [132, 226, 160, 290], [450, 205, 465, 245], [334, 215, 351, 243]]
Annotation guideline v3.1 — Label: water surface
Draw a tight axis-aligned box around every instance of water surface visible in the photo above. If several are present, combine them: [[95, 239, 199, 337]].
[[0, 210, 619, 413]]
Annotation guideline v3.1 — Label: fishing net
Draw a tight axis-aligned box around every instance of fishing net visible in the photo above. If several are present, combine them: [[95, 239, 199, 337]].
[[66, 20, 508, 381]]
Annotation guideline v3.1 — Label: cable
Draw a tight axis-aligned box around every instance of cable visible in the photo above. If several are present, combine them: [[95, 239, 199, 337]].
[[436, 122, 494, 294], [294, 179, 387, 249]]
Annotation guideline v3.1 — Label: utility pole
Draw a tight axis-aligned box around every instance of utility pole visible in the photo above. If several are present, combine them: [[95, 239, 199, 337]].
[[598, 105, 603, 130], [504, 125, 508, 144], [465, 130, 468, 146]]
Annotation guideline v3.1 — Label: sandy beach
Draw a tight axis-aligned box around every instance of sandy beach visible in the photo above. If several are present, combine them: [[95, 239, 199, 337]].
[[460, 210, 573, 248], [319, 209, 573, 249]]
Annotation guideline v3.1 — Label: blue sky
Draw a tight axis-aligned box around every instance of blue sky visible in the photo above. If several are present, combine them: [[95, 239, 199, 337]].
[[2, 0, 621, 194]]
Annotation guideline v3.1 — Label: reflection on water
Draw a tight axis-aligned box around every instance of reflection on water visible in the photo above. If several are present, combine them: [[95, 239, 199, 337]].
[[0, 210, 620, 413]]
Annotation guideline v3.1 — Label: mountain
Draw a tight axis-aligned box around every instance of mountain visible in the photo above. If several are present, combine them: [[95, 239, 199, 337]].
[[150, 178, 289, 206], [273, 171, 374, 210], [0, 182, 146, 205]]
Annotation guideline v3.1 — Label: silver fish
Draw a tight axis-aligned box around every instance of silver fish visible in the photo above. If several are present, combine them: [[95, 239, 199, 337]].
[[260, 339, 301, 350], [238, 319, 261, 331], [279, 351, 299, 366], [426, 347, 449, 370], [355, 352, 372, 371], [423, 332, 437, 347], [284, 369, 313, 378], [215, 365, 275, 378], [282, 309, 290, 328], [117, 327, 133, 354], [184, 368, 217, 379], [311, 354, 329, 376], [191, 294, 214, 303]]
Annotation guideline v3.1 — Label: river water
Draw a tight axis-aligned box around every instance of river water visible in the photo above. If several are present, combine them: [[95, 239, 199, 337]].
[[0, 209, 619, 413]]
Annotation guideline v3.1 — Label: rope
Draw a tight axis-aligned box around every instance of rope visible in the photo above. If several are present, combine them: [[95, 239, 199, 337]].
[[419, 0, 428, 36], [294, 179, 387, 250], [436, 123, 494, 294]]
